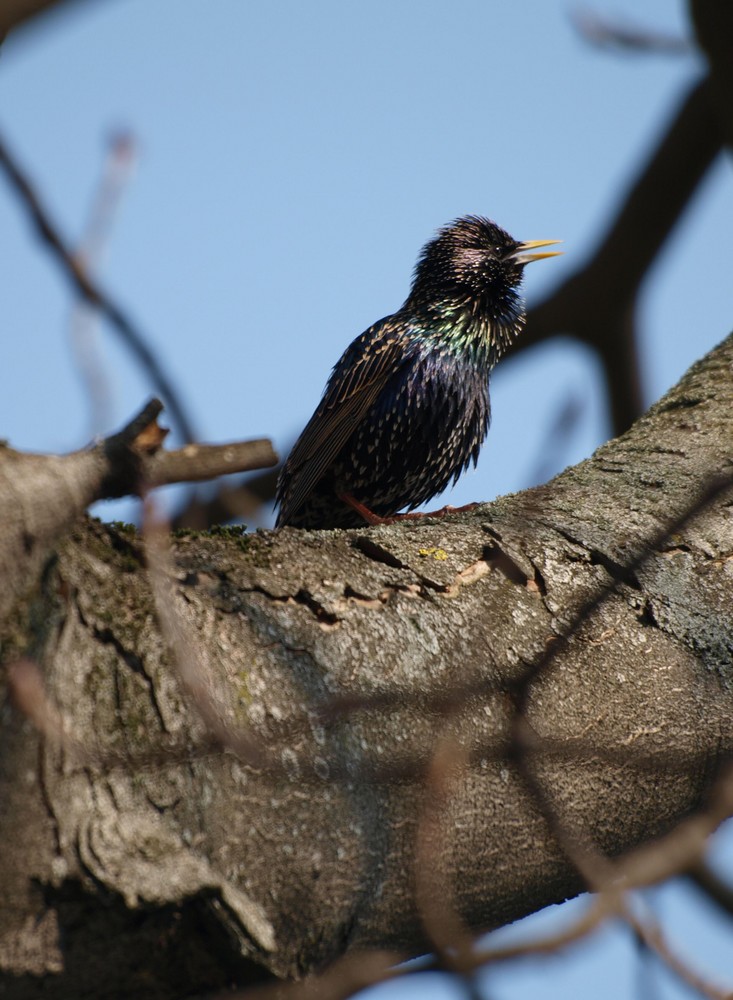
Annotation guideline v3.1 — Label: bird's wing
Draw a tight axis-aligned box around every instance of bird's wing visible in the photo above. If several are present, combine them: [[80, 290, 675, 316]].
[[277, 317, 411, 524]]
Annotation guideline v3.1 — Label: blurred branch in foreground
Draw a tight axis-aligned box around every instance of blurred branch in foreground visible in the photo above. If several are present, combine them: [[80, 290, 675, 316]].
[[70, 130, 138, 436], [0, 132, 197, 443]]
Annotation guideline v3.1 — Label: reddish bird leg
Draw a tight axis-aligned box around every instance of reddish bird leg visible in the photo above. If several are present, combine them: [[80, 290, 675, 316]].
[[338, 493, 479, 526]]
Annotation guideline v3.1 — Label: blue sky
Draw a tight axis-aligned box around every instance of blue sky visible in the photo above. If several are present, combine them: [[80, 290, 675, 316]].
[[2, 2, 732, 997]]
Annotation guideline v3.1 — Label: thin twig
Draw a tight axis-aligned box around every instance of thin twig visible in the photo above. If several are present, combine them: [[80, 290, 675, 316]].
[[142, 494, 272, 769], [226, 950, 406, 1000], [625, 903, 733, 1000], [94, 397, 277, 499], [687, 860, 733, 923], [145, 439, 277, 488], [414, 733, 476, 973], [71, 130, 138, 434], [571, 8, 691, 55], [475, 895, 617, 966], [0, 131, 196, 443], [172, 465, 282, 530]]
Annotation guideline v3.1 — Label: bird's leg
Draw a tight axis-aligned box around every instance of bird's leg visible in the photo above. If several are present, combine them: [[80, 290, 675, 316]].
[[419, 502, 481, 518], [338, 493, 389, 525], [338, 493, 480, 526]]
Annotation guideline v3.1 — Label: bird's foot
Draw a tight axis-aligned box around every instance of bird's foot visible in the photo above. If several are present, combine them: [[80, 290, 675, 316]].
[[338, 493, 480, 526], [338, 493, 392, 525], [416, 502, 481, 519]]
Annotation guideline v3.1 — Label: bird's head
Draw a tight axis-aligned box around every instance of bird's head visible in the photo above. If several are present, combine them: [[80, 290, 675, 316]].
[[408, 215, 561, 330]]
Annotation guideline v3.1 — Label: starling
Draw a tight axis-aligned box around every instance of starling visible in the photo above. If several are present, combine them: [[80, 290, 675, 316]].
[[276, 215, 560, 529]]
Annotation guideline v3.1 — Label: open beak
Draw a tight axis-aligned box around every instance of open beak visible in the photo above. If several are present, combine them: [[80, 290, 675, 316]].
[[511, 239, 563, 265]]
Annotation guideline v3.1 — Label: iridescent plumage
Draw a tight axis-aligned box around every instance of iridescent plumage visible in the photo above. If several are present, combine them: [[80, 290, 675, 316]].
[[276, 215, 560, 529]]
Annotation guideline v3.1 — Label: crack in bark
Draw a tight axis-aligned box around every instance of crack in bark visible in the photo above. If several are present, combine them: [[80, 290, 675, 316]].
[[480, 530, 548, 597], [482, 544, 530, 587], [352, 536, 406, 568], [239, 558, 496, 633], [438, 558, 491, 598], [293, 590, 340, 628], [551, 526, 643, 590], [656, 395, 705, 413], [586, 549, 642, 590], [80, 612, 168, 735], [235, 583, 346, 629], [353, 534, 502, 599]]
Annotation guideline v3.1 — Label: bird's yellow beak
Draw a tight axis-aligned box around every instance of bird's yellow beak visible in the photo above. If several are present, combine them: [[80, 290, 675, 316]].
[[512, 239, 563, 265]]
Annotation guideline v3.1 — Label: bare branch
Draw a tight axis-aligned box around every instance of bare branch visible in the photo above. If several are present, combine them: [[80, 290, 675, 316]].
[[522, 77, 722, 433], [141, 495, 273, 770], [691, 1, 733, 150], [415, 735, 476, 972], [229, 950, 406, 1000], [687, 861, 733, 923], [626, 905, 733, 1000], [0, 397, 276, 623], [571, 8, 691, 55], [146, 439, 277, 488], [0, 0, 95, 39], [0, 131, 196, 442]]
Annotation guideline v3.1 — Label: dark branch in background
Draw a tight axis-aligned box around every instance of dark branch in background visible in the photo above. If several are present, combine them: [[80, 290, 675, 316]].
[[521, 76, 722, 435], [571, 8, 691, 55], [691, 1, 733, 151], [0, 132, 197, 444], [171, 460, 282, 529], [524, 393, 585, 487], [686, 861, 733, 923], [0, 0, 88, 40]]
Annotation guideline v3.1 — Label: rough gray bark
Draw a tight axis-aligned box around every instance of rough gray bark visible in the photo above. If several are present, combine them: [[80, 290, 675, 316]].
[[0, 335, 732, 999], [0, 396, 276, 624]]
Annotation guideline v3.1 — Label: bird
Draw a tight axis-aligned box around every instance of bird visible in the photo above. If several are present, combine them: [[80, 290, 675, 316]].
[[275, 215, 561, 529]]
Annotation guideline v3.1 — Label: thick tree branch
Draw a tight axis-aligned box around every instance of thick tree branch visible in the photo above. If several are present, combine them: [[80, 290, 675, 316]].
[[0, 335, 731, 997], [0, 397, 277, 622]]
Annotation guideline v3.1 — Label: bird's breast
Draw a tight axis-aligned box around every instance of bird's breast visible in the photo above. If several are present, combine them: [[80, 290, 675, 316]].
[[334, 343, 491, 511]]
